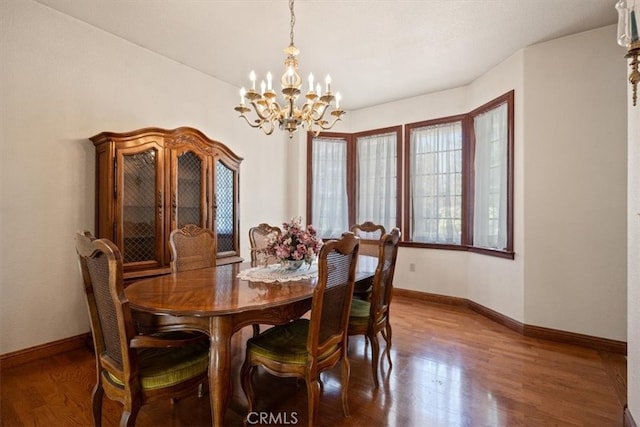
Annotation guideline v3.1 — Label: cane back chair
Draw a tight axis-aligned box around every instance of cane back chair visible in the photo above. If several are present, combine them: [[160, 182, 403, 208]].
[[240, 232, 360, 427], [75, 231, 209, 427], [348, 228, 400, 388]]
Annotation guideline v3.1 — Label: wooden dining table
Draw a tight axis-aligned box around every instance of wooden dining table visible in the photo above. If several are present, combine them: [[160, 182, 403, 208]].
[[125, 257, 377, 427]]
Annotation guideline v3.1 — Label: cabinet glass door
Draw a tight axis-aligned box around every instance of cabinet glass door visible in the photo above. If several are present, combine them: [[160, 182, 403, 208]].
[[169, 150, 212, 231], [175, 151, 206, 228], [216, 161, 236, 255], [119, 148, 162, 266]]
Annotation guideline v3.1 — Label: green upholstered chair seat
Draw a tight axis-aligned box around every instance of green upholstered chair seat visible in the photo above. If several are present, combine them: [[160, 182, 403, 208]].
[[107, 340, 209, 391], [349, 298, 371, 327], [248, 319, 337, 365]]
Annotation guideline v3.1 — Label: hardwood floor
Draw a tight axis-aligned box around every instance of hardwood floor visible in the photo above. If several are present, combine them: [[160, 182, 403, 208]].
[[1, 295, 626, 426]]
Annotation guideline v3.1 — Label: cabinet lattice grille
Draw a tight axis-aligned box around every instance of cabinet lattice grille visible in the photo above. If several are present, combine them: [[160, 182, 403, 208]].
[[122, 151, 156, 263], [216, 162, 234, 253], [177, 152, 202, 228]]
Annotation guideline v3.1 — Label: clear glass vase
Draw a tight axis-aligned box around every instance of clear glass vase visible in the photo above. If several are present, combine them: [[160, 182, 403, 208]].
[[282, 259, 303, 271]]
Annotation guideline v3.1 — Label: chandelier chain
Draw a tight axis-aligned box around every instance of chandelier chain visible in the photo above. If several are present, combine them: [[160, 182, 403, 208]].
[[289, 0, 296, 48]]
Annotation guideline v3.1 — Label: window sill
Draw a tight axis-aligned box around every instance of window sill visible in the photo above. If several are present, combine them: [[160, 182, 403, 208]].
[[399, 241, 514, 260], [468, 246, 515, 260]]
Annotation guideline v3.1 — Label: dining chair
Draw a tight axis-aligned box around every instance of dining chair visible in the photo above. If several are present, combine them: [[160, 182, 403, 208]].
[[247, 223, 283, 336], [169, 224, 216, 273], [240, 232, 360, 427], [350, 221, 386, 300], [350, 221, 385, 257], [75, 231, 209, 427], [348, 227, 401, 388], [248, 223, 281, 266], [133, 224, 214, 340]]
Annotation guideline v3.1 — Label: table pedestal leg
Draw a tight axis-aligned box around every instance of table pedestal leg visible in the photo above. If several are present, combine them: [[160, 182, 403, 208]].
[[208, 316, 233, 427]]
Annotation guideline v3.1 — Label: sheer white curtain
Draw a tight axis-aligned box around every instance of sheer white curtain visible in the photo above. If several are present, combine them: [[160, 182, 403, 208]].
[[356, 132, 397, 231], [473, 103, 508, 249], [312, 137, 349, 238], [410, 122, 463, 244]]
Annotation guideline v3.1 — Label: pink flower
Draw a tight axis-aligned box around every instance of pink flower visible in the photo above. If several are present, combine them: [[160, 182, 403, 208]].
[[265, 217, 323, 265]]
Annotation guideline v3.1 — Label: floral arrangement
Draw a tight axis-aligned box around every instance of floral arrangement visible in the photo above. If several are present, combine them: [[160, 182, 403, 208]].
[[265, 217, 323, 266]]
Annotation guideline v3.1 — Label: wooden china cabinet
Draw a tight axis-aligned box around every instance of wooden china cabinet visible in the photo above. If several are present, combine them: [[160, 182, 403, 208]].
[[90, 127, 243, 281]]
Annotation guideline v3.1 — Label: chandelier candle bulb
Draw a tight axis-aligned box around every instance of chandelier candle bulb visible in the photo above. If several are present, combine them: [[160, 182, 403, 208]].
[[286, 66, 295, 86], [617, 0, 631, 45], [240, 88, 246, 105], [325, 75, 331, 93], [250, 70, 256, 90], [336, 92, 341, 109], [308, 73, 314, 92], [266, 72, 273, 91]]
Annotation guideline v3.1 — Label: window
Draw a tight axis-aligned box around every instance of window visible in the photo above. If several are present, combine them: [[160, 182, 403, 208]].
[[407, 118, 464, 245], [355, 130, 399, 230], [307, 90, 514, 258], [472, 100, 511, 251], [309, 135, 349, 238], [307, 127, 402, 239], [405, 91, 514, 257]]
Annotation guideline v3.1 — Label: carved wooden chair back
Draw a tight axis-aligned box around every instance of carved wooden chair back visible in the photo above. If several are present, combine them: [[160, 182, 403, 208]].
[[350, 221, 386, 257], [248, 223, 281, 265], [169, 224, 216, 273]]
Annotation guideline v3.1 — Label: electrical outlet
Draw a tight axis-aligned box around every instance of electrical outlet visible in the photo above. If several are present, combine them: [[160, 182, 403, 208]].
[[409, 263, 415, 272]]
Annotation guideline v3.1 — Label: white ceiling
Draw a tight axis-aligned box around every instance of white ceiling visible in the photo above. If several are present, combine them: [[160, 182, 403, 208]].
[[34, 0, 617, 111]]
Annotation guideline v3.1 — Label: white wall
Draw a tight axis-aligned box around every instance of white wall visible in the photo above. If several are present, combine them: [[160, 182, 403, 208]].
[[345, 26, 627, 341], [0, 0, 290, 354], [523, 26, 627, 340], [627, 49, 640, 426]]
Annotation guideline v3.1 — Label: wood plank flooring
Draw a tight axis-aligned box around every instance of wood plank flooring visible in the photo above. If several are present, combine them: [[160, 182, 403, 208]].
[[1, 296, 626, 426]]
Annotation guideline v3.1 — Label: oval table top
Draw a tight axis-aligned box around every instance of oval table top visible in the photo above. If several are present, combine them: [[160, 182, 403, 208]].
[[125, 262, 319, 316]]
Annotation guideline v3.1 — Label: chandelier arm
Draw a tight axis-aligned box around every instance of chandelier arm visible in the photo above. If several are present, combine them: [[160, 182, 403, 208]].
[[267, 110, 280, 128], [260, 120, 275, 135], [319, 114, 344, 131], [249, 100, 274, 121], [298, 102, 312, 121], [309, 102, 330, 122], [249, 101, 279, 135], [269, 100, 283, 115], [237, 113, 265, 129]]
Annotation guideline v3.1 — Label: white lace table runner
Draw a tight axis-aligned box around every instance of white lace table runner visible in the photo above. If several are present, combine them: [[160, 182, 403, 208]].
[[237, 263, 318, 283]]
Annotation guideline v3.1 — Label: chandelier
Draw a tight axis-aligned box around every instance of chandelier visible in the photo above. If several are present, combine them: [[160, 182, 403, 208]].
[[616, 0, 640, 106], [234, 0, 345, 137]]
